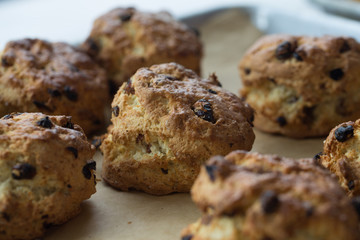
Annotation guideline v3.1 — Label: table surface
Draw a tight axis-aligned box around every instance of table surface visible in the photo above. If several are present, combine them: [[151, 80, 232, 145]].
[[43, 9, 325, 240]]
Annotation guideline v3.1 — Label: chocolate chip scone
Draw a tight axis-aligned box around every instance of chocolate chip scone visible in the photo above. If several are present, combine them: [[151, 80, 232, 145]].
[[0, 38, 108, 135], [82, 7, 202, 92], [319, 119, 360, 197], [0, 112, 96, 240], [181, 151, 360, 240], [239, 34, 360, 138], [101, 63, 255, 195]]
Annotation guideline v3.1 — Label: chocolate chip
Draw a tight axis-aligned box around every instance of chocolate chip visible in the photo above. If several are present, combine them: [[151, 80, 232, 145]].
[[335, 125, 354, 142], [193, 99, 216, 124], [340, 41, 351, 53], [63, 120, 74, 129], [293, 52, 303, 61], [348, 180, 355, 190], [66, 147, 78, 158], [276, 116, 287, 127], [205, 165, 217, 182], [12, 163, 37, 180], [182, 235, 193, 240], [47, 88, 61, 97], [120, 13, 132, 22], [161, 168, 168, 174], [261, 190, 280, 214], [124, 79, 135, 95], [329, 68, 344, 81], [244, 68, 251, 75], [207, 89, 217, 94], [63, 86, 78, 101], [82, 161, 96, 179], [33, 101, 53, 112], [275, 41, 295, 60], [351, 197, 360, 218], [37, 116, 53, 128], [112, 106, 119, 117], [2, 212, 10, 222]]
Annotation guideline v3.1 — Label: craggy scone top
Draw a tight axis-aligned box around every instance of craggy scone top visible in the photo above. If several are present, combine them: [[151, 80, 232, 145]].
[[182, 151, 360, 240], [0, 112, 96, 240], [0, 38, 108, 135], [83, 7, 202, 88]]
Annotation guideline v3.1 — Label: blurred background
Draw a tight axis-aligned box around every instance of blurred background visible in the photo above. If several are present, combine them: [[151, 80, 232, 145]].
[[0, 0, 360, 49]]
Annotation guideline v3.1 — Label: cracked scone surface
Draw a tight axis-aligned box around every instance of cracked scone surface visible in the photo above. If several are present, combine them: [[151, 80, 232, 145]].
[[101, 63, 255, 195], [0, 38, 109, 135], [0, 112, 96, 240], [239, 34, 360, 138], [320, 119, 360, 197], [82, 7, 202, 90], [181, 151, 360, 240]]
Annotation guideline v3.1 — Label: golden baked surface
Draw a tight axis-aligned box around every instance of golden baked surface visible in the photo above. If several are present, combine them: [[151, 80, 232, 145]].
[[320, 119, 360, 197], [0, 112, 96, 240], [239, 34, 360, 138], [82, 7, 202, 90], [0, 38, 109, 135], [101, 63, 255, 195], [182, 151, 360, 240]]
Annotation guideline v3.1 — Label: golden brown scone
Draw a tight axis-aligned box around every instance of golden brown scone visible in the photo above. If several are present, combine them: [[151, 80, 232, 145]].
[[0, 112, 96, 240], [101, 63, 255, 195], [82, 7, 202, 92], [319, 119, 360, 197], [181, 151, 360, 240], [0, 38, 109, 135], [239, 34, 360, 138]]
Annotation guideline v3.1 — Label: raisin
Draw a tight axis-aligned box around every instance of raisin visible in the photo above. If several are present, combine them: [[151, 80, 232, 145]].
[[1, 57, 12, 67], [2, 212, 10, 222], [91, 138, 102, 149], [268, 78, 276, 84], [136, 134, 144, 143], [12, 163, 37, 180], [340, 41, 351, 53], [112, 106, 119, 117], [301, 106, 316, 125], [161, 168, 168, 174], [205, 165, 217, 182], [207, 89, 217, 94], [37, 116, 53, 128], [82, 161, 96, 179], [2, 114, 12, 119], [261, 190, 280, 214], [335, 125, 354, 142], [313, 152, 323, 160], [348, 180, 355, 190], [108, 79, 118, 96], [189, 27, 200, 37], [244, 68, 251, 75], [351, 197, 360, 218], [335, 98, 351, 116], [41, 215, 49, 219], [182, 235, 193, 240], [146, 144, 152, 153], [275, 41, 295, 60], [63, 86, 78, 101], [276, 116, 287, 127], [85, 38, 99, 55], [165, 75, 178, 81], [329, 68, 344, 81], [47, 88, 61, 97], [67, 184, 72, 188], [124, 79, 135, 95], [33, 101, 53, 112], [304, 202, 314, 217], [193, 99, 216, 123], [287, 96, 298, 103], [120, 13, 132, 22], [66, 147, 78, 158]]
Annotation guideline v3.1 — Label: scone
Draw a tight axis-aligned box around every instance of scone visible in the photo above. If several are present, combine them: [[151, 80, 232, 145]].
[[101, 63, 255, 195], [82, 7, 202, 92], [181, 151, 360, 240], [239, 34, 360, 138], [0, 38, 109, 135], [320, 119, 360, 197], [0, 112, 96, 240]]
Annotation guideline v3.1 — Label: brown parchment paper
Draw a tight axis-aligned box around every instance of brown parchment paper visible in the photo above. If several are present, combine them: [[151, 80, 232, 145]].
[[45, 9, 325, 240]]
